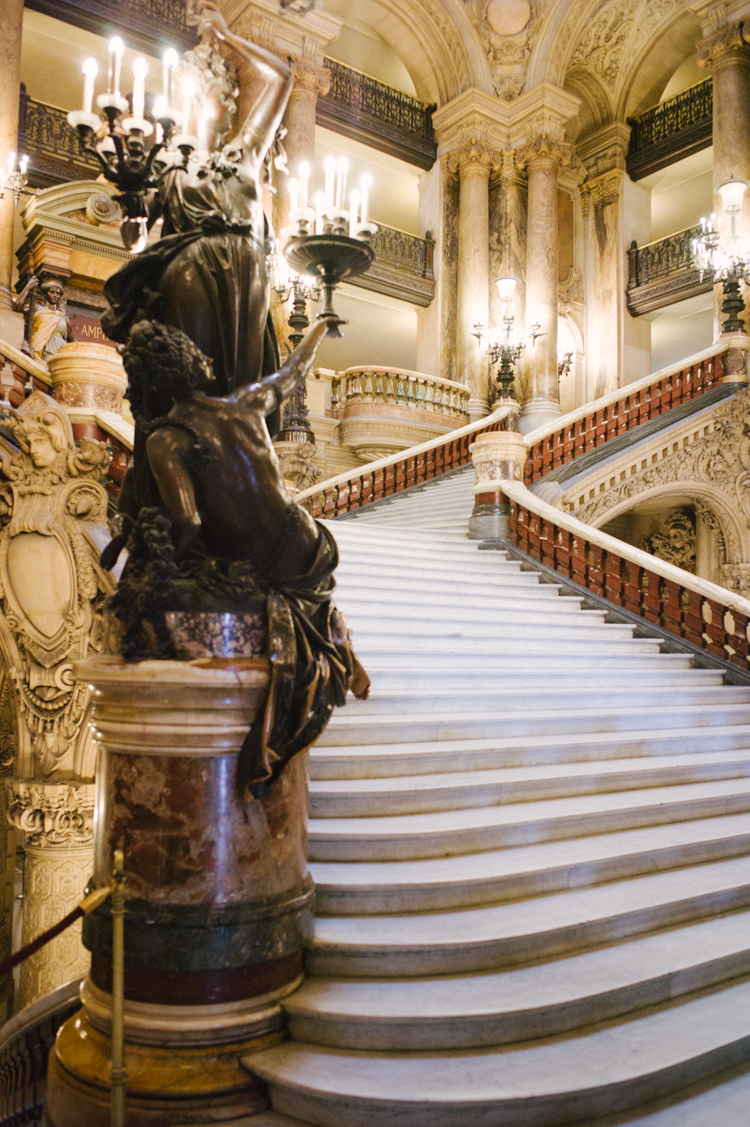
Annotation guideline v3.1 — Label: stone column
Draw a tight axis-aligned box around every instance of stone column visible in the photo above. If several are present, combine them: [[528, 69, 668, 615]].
[[7, 782, 95, 1008], [0, 0, 24, 348], [516, 133, 570, 434], [698, 22, 750, 336], [280, 58, 330, 238], [452, 141, 494, 422], [47, 656, 312, 1127]]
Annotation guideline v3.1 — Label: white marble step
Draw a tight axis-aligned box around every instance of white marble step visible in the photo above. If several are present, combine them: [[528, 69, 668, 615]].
[[310, 811, 750, 914], [309, 749, 750, 816], [349, 635, 664, 657], [362, 666, 719, 691], [249, 976, 750, 1127], [333, 553, 540, 579], [309, 778, 750, 862], [334, 569, 566, 599], [285, 910, 750, 1050], [343, 685, 750, 717], [311, 726, 750, 779], [342, 605, 612, 632], [580, 1063, 750, 1126], [309, 854, 750, 977], [317, 702, 750, 747], [342, 651, 691, 677], [335, 582, 589, 613]]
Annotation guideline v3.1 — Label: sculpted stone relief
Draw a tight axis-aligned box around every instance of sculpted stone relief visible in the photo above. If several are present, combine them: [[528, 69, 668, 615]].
[[0, 392, 114, 777], [574, 390, 750, 581], [640, 509, 697, 571], [467, 0, 552, 99]]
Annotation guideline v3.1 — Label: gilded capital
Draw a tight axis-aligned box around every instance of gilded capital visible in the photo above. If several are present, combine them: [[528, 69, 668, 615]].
[[7, 781, 95, 850], [290, 57, 331, 97], [516, 132, 571, 171], [448, 138, 497, 174], [697, 21, 750, 68]]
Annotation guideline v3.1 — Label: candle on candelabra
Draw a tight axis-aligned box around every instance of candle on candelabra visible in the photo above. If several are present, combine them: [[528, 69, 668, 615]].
[[335, 157, 348, 210], [299, 161, 310, 211], [324, 156, 335, 215], [197, 106, 214, 153], [360, 173, 372, 226], [162, 48, 178, 104], [181, 76, 196, 136], [109, 37, 125, 97], [132, 57, 148, 121], [19, 155, 28, 176], [82, 58, 98, 115], [314, 191, 325, 234], [289, 176, 300, 215], [349, 188, 361, 237]]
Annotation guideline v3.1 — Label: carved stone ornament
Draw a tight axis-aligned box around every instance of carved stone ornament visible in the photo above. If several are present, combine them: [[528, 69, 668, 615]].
[[274, 440, 322, 491], [640, 509, 697, 573], [290, 57, 331, 97], [7, 780, 95, 849], [697, 20, 750, 69], [516, 131, 571, 170], [574, 389, 750, 570], [0, 392, 114, 775]]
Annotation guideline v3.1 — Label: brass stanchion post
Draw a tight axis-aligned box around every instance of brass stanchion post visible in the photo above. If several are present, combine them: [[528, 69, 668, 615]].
[[110, 850, 126, 1127]]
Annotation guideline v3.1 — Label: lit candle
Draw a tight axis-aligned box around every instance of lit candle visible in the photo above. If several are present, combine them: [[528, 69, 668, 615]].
[[181, 76, 196, 135], [82, 58, 98, 115], [349, 188, 361, 236], [132, 56, 148, 121], [6, 152, 14, 177], [288, 176, 300, 215], [162, 47, 178, 104], [324, 156, 335, 214], [315, 191, 326, 234], [197, 106, 213, 152], [19, 155, 28, 175], [335, 157, 348, 210], [109, 37, 125, 97], [155, 122, 164, 144], [299, 161, 310, 211], [153, 94, 167, 119], [360, 173, 372, 226]]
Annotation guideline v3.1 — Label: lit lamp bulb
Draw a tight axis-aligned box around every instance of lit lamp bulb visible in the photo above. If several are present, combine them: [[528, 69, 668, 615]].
[[495, 275, 517, 303], [717, 178, 749, 215], [162, 47, 179, 104], [108, 36, 125, 97]]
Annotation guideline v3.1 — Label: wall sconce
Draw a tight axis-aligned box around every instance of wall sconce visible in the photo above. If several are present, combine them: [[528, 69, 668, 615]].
[[693, 176, 750, 333], [474, 276, 526, 402]]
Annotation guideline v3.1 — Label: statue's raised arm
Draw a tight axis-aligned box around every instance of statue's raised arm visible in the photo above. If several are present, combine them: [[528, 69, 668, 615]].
[[193, 1, 292, 169]]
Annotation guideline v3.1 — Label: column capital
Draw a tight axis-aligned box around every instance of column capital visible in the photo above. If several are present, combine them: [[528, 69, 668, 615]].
[[289, 56, 331, 97], [7, 780, 95, 850], [228, 0, 341, 66], [516, 131, 571, 171], [448, 135, 499, 174], [576, 121, 630, 179], [580, 168, 624, 208], [697, 20, 750, 69]]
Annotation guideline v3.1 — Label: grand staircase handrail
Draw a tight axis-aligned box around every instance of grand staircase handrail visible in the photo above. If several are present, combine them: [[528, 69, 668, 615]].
[[295, 403, 513, 517], [522, 338, 739, 485], [501, 476, 750, 669], [0, 337, 52, 388]]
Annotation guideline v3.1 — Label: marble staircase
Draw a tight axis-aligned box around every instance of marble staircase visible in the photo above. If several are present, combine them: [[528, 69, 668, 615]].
[[246, 467, 750, 1126]]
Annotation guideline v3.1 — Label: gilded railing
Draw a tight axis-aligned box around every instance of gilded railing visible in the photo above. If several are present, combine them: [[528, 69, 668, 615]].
[[371, 225, 434, 280], [20, 97, 99, 181], [318, 59, 437, 170], [332, 367, 469, 421], [627, 79, 712, 180], [626, 226, 711, 315]]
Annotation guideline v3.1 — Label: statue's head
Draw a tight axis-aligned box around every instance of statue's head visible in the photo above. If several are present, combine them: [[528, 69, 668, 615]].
[[40, 280, 64, 309], [122, 321, 216, 425], [14, 409, 69, 469]]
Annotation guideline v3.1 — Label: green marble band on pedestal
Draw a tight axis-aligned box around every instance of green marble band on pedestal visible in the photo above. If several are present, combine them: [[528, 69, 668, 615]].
[[46, 655, 313, 1127]]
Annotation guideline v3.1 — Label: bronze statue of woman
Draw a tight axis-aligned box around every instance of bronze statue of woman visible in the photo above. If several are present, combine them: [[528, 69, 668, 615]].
[[102, 0, 290, 409]]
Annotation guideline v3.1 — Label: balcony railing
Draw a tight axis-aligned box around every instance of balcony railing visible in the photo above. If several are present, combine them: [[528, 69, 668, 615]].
[[353, 224, 435, 307], [627, 79, 712, 181], [19, 94, 99, 187], [332, 367, 469, 421], [318, 59, 437, 170], [25, 0, 195, 53], [626, 226, 711, 316]]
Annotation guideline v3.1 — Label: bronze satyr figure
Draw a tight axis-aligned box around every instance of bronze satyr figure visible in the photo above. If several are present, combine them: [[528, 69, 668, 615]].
[[102, 1, 369, 796]]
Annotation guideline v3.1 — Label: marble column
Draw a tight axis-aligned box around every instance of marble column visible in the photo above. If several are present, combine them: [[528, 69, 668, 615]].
[[47, 656, 312, 1126], [489, 151, 527, 402], [7, 782, 95, 1008], [280, 58, 330, 238], [452, 141, 493, 421], [581, 169, 625, 400], [516, 133, 570, 434], [0, 0, 24, 348], [698, 22, 750, 336]]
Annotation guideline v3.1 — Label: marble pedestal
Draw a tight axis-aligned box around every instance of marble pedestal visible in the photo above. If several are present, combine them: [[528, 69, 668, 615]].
[[46, 656, 313, 1126], [469, 430, 528, 541]]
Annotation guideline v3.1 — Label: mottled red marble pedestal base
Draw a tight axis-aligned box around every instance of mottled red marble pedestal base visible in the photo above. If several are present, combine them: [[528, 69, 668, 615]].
[[46, 657, 313, 1127]]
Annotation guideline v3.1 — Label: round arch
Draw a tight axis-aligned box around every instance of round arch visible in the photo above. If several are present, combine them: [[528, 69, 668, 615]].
[[323, 0, 493, 105]]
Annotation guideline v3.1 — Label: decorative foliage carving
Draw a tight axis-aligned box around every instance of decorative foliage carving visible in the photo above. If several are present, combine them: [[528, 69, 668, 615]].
[[469, 0, 552, 100], [0, 393, 114, 774], [570, 1, 635, 88], [516, 131, 571, 170], [641, 509, 697, 572], [697, 20, 750, 68], [574, 389, 750, 569], [290, 57, 331, 97], [7, 781, 95, 849]]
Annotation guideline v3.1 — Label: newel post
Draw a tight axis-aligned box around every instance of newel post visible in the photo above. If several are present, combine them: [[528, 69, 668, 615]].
[[468, 430, 528, 542]]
